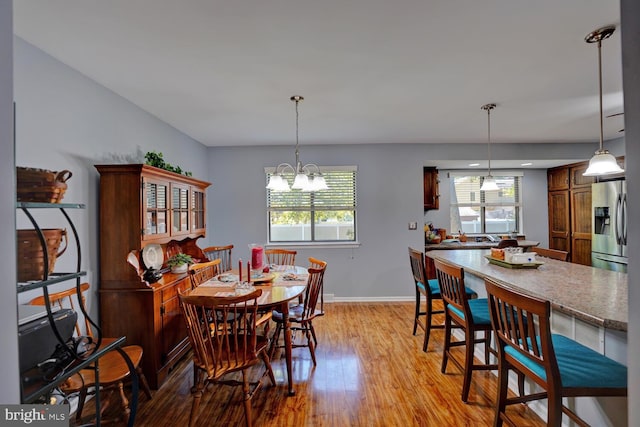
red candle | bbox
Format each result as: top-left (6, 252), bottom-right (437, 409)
top-left (238, 259), bottom-right (242, 282)
top-left (251, 246), bottom-right (264, 269)
top-left (247, 262), bottom-right (251, 282)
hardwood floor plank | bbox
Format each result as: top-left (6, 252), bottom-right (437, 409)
top-left (73, 302), bottom-right (545, 426)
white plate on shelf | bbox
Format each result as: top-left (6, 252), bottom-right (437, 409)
top-left (141, 244), bottom-right (163, 270)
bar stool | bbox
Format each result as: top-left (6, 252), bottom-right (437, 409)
top-left (434, 259), bottom-right (496, 402)
top-left (485, 277), bottom-right (627, 427)
top-left (409, 248), bottom-right (477, 352)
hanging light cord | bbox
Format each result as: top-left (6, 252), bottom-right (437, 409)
top-left (293, 95), bottom-right (302, 172)
top-left (597, 37), bottom-right (604, 151)
top-left (481, 103), bottom-right (496, 176)
top-left (487, 107), bottom-right (492, 175)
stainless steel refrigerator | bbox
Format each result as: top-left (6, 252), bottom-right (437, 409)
top-left (591, 180), bottom-right (627, 272)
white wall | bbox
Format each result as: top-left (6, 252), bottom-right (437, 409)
top-left (13, 38), bottom-right (209, 323)
top-left (205, 142), bottom-right (597, 300)
top-left (0, 0), bottom-right (19, 404)
top-left (621, 0), bottom-right (639, 421)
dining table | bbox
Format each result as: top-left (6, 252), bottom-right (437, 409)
top-left (188, 265), bottom-right (308, 396)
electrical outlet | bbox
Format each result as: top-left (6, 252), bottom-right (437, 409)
top-left (408, 221), bottom-right (418, 230)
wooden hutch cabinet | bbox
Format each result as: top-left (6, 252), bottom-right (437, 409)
top-left (95, 164), bottom-right (211, 389)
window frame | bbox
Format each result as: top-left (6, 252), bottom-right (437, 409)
top-left (448, 171), bottom-right (523, 235)
top-left (265, 165), bottom-right (359, 247)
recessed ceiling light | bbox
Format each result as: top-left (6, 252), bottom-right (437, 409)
top-left (468, 163), bottom-right (480, 167)
top-left (521, 162), bottom-right (533, 166)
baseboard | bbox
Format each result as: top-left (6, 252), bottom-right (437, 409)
top-left (328, 296), bottom-right (413, 303)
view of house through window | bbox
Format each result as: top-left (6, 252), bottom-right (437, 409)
top-left (266, 166), bottom-right (357, 243)
top-left (449, 173), bottom-right (522, 235)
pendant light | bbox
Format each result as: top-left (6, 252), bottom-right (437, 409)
top-left (266, 95), bottom-right (329, 192)
top-left (480, 103), bottom-right (500, 191)
top-left (583, 26), bottom-right (624, 176)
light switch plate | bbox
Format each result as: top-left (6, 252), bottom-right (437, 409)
top-left (408, 221), bottom-right (417, 230)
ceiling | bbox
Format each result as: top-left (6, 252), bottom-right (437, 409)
top-left (13, 1), bottom-right (623, 157)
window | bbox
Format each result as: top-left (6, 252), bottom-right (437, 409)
top-left (266, 166), bottom-right (357, 243)
top-left (449, 172), bottom-right (522, 235)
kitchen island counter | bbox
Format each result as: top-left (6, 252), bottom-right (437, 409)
top-left (426, 249), bottom-right (628, 331)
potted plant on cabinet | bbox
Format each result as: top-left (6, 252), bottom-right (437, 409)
top-left (167, 253), bottom-right (193, 274)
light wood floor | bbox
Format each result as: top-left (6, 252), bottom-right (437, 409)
top-left (75, 302), bottom-right (545, 426)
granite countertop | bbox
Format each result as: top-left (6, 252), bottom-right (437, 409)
top-left (425, 240), bottom-right (539, 250)
top-left (426, 249), bottom-right (628, 331)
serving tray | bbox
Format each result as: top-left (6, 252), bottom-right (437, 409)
top-left (484, 255), bottom-right (544, 269)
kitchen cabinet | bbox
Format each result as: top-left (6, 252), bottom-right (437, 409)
top-left (548, 191), bottom-right (570, 253)
top-left (547, 167), bottom-right (569, 191)
top-left (95, 164), bottom-right (211, 389)
top-left (423, 167), bottom-right (439, 211)
top-left (547, 161), bottom-right (594, 265)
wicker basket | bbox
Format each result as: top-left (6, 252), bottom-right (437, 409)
top-left (17, 167), bottom-right (72, 203)
top-left (17, 228), bottom-right (68, 282)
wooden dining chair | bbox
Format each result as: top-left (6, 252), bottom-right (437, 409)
top-left (529, 246), bottom-right (569, 261)
top-left (408, 248), bottom-right (478, 352)
top-left (485, 277), bottom-right (627, 426)
top-left (188, 258), bottom-right (222, 289)
top-left (179, 288), bottom-right (274, 427)
top-left (29, 283), bottom-right (152, 424)
top-left (497, 239), bottom-right (519, 249)
top-left (434, 259), bottom-right (497, 402)
top-left (269, 260), bottom-right (327, 366)
top-left (202, 244), bottom-right (233, 272)
top-left (265, 248), bottom-right (297, 266)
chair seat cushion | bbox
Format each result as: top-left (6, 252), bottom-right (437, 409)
top-left (447, 298), bottom-right (491, 325)
top-left (504, 334), bottom-right (627, 389)
top-left (419, 279), bottom-right (477, 299)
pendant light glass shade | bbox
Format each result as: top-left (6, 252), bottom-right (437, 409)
top-left (480, 103), bottom-right (499, 192)
top-left (480, 176), bottom-right (500, 191)
top-left (583, 149), bottom-right (624, 176)
top-left (582, 26), bottom-right (624, 177)
top-left (265, 95), bottom-right (329, 192)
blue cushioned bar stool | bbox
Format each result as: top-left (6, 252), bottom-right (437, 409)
top-left (408, 248), bottom-right (477, 352)
top-left (485, 277), bottom-right (627, 427)
top-left (434, 258), bottom-right (495, 402)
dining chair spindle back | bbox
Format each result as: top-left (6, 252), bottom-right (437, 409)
top-left (202, 245), bottom-right (233, 272)
top-left (265, 248), bottom-right (297, 266)
top-left (179, 288), bottom-right (274, 427)
top-left (270, 259), bottom-right (327, 366)
top-left (188, 258), bottom-right (222, 289)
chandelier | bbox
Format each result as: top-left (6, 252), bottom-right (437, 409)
top-left (480, 103), bottom-right (500, 191)
top-left (583, 25), bottom-right (624, 176)
top-left (266, 95), bottom-right (328, 192)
